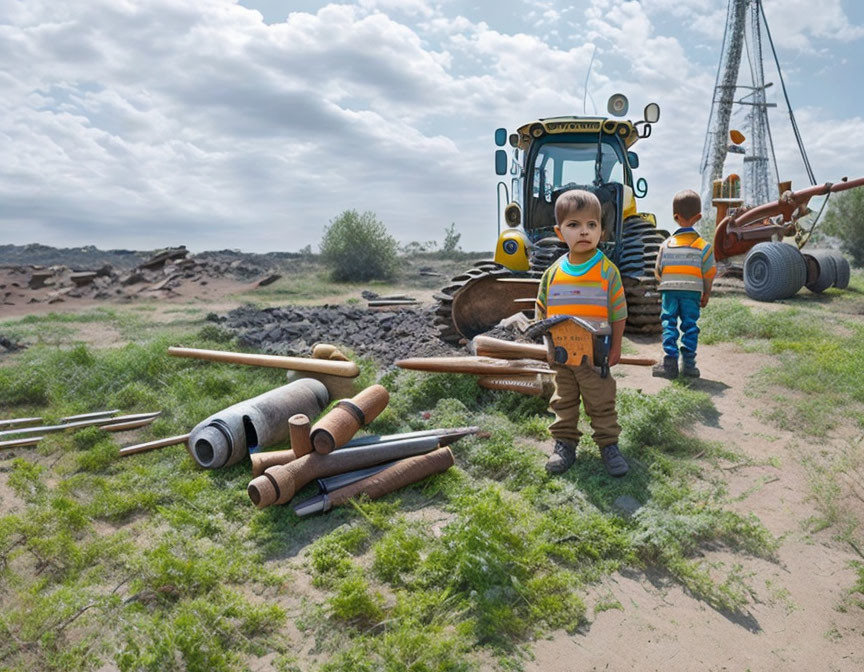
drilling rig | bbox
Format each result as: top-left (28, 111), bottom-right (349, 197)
top-left (701, 0), bottom-right (856, 298)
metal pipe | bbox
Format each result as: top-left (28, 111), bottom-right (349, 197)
top-left (0, 417), bottom-right (43, 430)
top-left (249, 426), bottom-right (478, 477)
top-left (342, 426), bottom-right (480, 449)
top-left (316, 461), bottom-right (396, 493)
top-left (60, 410), bottom-right (120, 423)
top-left (0, 412), bottom-right (162, 440)
top-left (0, 436), bottom-right (44, 450)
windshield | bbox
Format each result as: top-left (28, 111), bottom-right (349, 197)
top-left (531, 141), bottom-right (625, 202)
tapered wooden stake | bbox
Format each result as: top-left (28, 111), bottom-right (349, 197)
top-left (103, 416), bottom-right (158, 432)
top-left (119, 434), bottom-right (191, 456)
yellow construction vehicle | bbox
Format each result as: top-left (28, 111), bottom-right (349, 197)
top-left (434, 94), bottom-right (667, 343)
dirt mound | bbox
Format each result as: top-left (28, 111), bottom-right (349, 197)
top-left (219, 304), bottom-right (462, 365)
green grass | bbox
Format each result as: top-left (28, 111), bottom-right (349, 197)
top-left (700, 295), bottom-right (864, 435)
top-left (0, 317), bottom-right (779, 670)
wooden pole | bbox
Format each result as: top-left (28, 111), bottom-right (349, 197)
top-left (168, 346), bottom-right (360, 378)
top-left (119, 433), bottom-right (191, 457)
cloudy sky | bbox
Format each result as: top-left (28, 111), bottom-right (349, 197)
top-left (2, 0), bottom-right (863, 253)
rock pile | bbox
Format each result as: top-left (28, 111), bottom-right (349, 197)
top-left (0, 247), bottom-right (280, 306)
top-left (218, 305), bottom-right (460, 365)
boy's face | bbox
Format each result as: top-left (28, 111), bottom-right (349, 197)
top-left (555, 205), bottom-right (602, 253)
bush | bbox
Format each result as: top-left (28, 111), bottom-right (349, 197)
top-left (823, 189), bottom-right (864, 267)
top-left (319, 210), bottom-right (399, 281)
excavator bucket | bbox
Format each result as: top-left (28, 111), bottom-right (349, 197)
top-left (434, 267), bottom-right (539, 343)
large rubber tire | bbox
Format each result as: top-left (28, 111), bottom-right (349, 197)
top-left (619, 217), bottom-right (666, 334)
top-left (803, 251), bottom-right (836, 294)
top-left (743, 242), bottom-right (807, 301)
top-left (827, 251), bottom-right (850, 289)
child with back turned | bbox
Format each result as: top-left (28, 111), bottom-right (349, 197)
top-left (652, 189), bottom-right (717, 379)
top-left (535, 189), bottom-right (629, 477)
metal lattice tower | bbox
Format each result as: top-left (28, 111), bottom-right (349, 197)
top-left (700, 0), bottom-right (778, 207)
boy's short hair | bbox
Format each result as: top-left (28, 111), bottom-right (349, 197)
top-left (672, 189), bottom-right (702, 219)
top-left (555, 189), bottom-right (602, 225)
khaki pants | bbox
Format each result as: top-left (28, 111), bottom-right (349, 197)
top-left (549, 364), bottom-right (619, 449)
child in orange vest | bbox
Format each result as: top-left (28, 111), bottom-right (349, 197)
top-left (652, 189), bottom-right (717, 379)
top-left (535, 189), bottom-right (629, 477)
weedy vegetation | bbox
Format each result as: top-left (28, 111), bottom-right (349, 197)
top-left (0, 301), bottom-right (782, 671)
top-left (700, 272), bottom-right (864, 434)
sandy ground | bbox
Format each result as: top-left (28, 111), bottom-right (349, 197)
top-left (2, 288), bottom-right (863, 671)
top-left (522, 340), bottom-right (864, 672)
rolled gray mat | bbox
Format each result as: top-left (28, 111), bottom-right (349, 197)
top-left (188, 378), bottom-right (329, 469)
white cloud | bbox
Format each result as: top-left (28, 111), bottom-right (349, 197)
top-left (0, 0), bottom-right (862, 253)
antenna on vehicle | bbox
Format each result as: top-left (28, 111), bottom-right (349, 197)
top-left (582, 45), bottom-right (597, 115)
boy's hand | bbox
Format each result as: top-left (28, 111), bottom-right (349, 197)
top-left (700, 293), bottom-right (710, 308)
top-left (608, 344), bottom-right (621, 366)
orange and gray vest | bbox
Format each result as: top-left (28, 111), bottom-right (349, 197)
top-left (546, 254), bottom-right (612, 323)
top-left (658, 234), bottom-right (708, 294)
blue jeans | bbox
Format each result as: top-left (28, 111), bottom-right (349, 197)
top-left (661, 290), bottom-right (701, 363)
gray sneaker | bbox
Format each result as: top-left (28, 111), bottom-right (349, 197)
top-left (681, 360), bottom-right (700, 378)
top-left (652, 355), bottom-right (679, 379)
top-left (546, 440), bottom-right (576, 474)
top-left (600, 444), bottom-right (629, 477)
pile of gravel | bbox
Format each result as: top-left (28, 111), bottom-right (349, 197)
top-left (218, 305), bottom-right (461, 365)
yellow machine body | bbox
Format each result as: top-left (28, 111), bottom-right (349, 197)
top-left (493, 228), bottom-right (531, 271)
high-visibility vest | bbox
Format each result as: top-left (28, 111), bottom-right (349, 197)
top-left (658, 234), bottom-right (707, 293)
top-left (545, 254), bottom-right (612, 323)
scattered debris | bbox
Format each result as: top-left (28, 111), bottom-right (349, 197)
top-left (0, 244), bottom-right (286, 305)
top-left (253, 273), bottom-right (282, 288)
top-left (0, 335), bottom-right (25, 352)
top-left (248, 433), bottom-right (459, 510)
top-left (613, 494), bottom-right (643, 518)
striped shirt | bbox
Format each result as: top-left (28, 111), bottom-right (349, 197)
top-left (654, 228), bottom-right (717, 289)
top-left (536, 250), bottom-right (628, 323)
